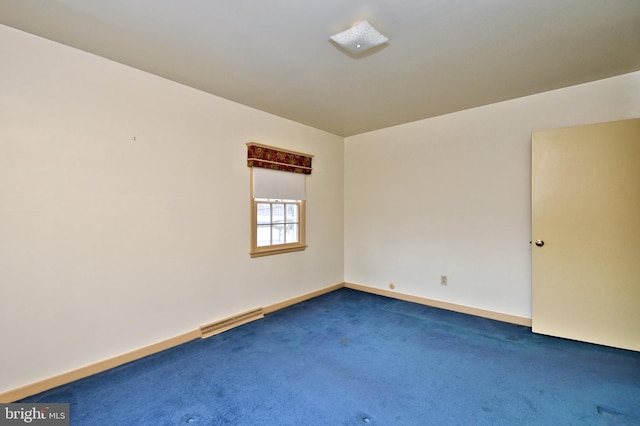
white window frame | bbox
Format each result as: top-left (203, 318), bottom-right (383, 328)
top-left (250, 197), bottom-right (306, 258)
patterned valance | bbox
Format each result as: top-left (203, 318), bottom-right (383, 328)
top-left (247, 143), bottom-right (313, 175)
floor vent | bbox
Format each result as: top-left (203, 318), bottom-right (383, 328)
top-left (200, 308), bottom-right (264, 339)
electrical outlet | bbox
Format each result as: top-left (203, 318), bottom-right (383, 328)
top-left (441, 275), bottom-right (448, 285)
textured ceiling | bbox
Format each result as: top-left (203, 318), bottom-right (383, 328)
top-left (1, 0), bottom-right (639, 136)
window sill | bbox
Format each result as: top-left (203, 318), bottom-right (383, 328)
top-left (250, 244), bottom-right (307, 258)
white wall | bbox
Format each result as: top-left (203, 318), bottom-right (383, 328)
top-left (344, 72), bottom-right (640, 319)
top-left (0, 25), bottom-right (344, 393)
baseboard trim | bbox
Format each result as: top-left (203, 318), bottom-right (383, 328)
top-left (263, 283), bottom-right (345, 314)
top-left (344, 282), bottom-right (532, 327)
top-left (2, 281), bottom-right (530, 402)
top-left (0, 329), bottom-right (201, 403)
top-left (0, 282), bottom-right (345, 402)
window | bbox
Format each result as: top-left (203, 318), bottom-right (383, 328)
top-left (247, 143), bottom-right (312, 257)
top-left (251, 198), bottom-right (306, 257)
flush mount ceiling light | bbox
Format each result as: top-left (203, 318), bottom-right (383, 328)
top-left (330, 20), bottom-right (389, 54)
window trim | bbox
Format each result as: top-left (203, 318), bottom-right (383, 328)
top-left (247, 143), bottom-right (312, 258)
top-left (250, 198), bottom-right (306, 258)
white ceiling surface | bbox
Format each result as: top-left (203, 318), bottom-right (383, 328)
top-left (1, 1), bottom-right (639, 137)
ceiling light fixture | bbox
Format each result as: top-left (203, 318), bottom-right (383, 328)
top-left (330, 20), bottom-right (389, 54)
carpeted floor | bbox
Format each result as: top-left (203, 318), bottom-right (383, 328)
top-left (22, 288), bottom-right (640, 425)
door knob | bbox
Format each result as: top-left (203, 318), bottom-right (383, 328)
top-left (535, 240), bottom-right (544, 247)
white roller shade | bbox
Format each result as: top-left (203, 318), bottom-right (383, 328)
top-left (252, 167), bottom-right (306, 200)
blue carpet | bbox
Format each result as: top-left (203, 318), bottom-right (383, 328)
top-left (22, 288), bottom-right (640, 425)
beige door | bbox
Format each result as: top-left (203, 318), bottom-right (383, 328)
top-left (531, 118), bottom-right (640, 351)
